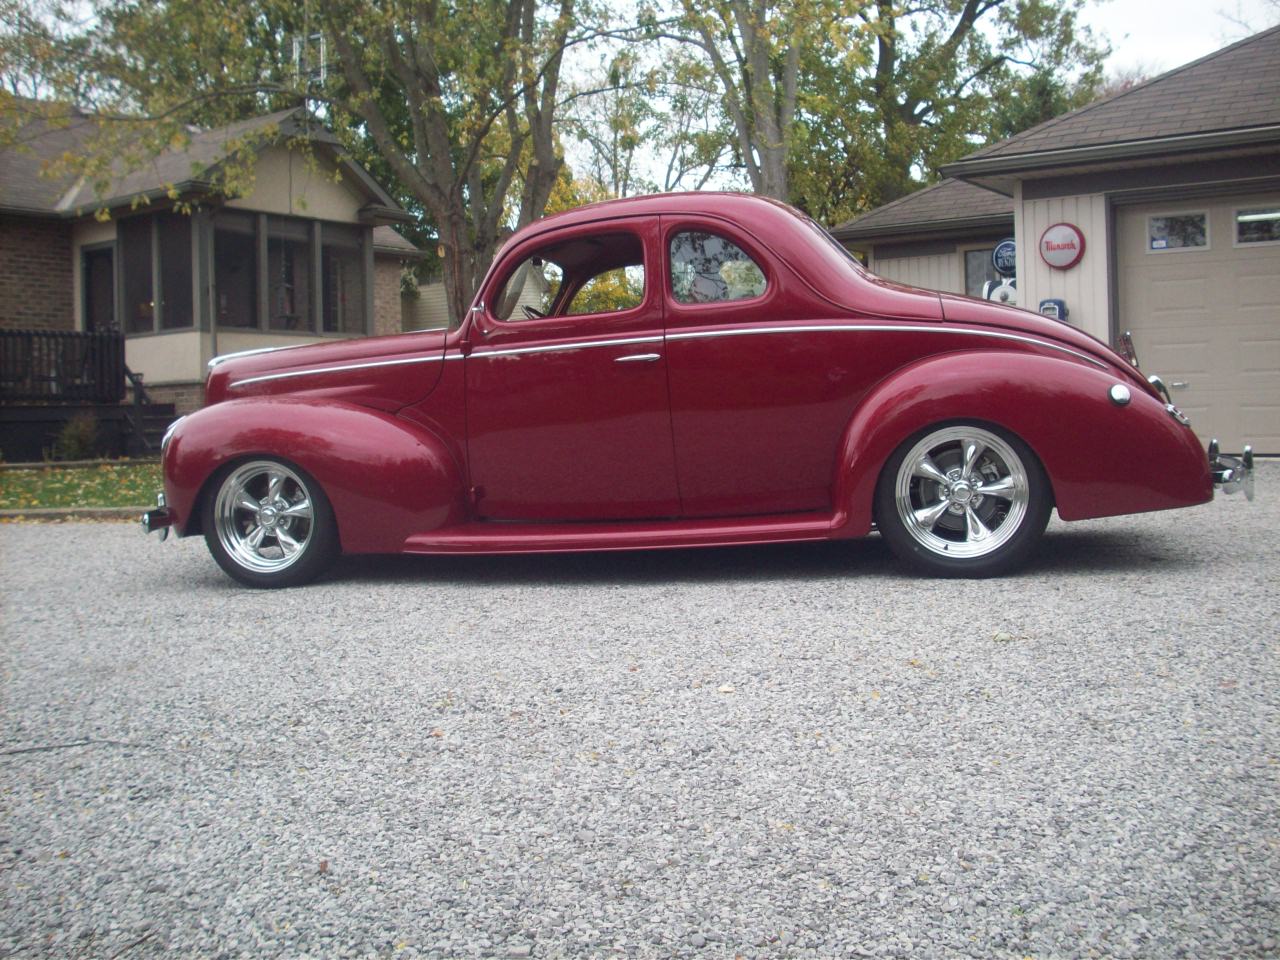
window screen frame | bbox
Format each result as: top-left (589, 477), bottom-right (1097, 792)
top-left (1232, 205), bottom-right (1280, 248)
top-left (1145, 211), bottom-right (1210, 254)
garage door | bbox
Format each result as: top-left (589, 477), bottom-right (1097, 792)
top-left (1117, 193), bottom-right (1280, 453)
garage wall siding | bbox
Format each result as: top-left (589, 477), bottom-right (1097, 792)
top-left (868, 252), bottom-right (961, 293)
top-left (1015, 187), bottom-right (1111, 343)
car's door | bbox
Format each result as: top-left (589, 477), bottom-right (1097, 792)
top-left (465, 216), bottom-right (680, 521)
top-left (661, 215), bottom-right (854, 518)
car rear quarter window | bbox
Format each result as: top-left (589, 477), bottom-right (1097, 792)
top-left (670, 231), bottom-right (767, 304)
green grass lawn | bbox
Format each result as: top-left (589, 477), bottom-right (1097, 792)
top-left (0, 462), bottom-right (163, 509)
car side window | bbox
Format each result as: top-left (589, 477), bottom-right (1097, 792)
top-left (670, 231), bottom-right (767, 304)
top-left (567, 265), bottom-right (645, 315)
top-left (492, 231), bottom-right (645, 322)
top-left (492, 258), bottom-right (563, 322)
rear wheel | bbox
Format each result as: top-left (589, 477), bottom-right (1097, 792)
top-left (875, 423), bottom-right (1051, 577)
top-left (202, 458), bottom-right (338, 588)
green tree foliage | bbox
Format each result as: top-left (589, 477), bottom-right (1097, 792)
top-left (650, 0), bottom-right (862, 201)
top-left (650, 0), bottom-right (1105, 223)
top-left (1, 0), bottom-right (602, 325)
top-left (792, 0), bottom-right (1107, 224)
top-left (1, 0), bottom-right (1107, 319)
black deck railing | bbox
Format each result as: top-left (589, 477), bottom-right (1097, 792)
top-left (0, 329), bottom-right (126, 404)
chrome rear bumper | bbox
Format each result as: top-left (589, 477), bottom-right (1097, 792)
top-left (1208, 440), bottom-right (1254, 501)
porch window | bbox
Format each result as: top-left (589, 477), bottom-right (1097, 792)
top-left (214, 213), bottom-right (257, 328)
top-left (267, 217), bottom-right (313, 331)
top-left (120, 216), bottom-right (154, 334)
top-left (209, 212), bottom-right (370, 334)
top-left (121, 213), bottom-right (196, 332)
top-left (322, 224), bottom-right (366, 334)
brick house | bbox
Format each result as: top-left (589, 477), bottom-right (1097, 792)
top-left (1, 103), bottom-right (423, 437)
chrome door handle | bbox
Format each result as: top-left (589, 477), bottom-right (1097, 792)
top-left (614, 353), bottom-right (661, 363)
top-left (1170, 380), bottom-right (1189, 390)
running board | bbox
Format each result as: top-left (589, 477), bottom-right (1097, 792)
top-left (401, 512), bottom-right (837, 555)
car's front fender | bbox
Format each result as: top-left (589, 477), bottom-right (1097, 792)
top-left (163, 398), bottom-right (466, 553)
top-left (830, 350), bottom-right (1212, 536)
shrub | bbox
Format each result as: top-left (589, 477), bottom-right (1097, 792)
top-left (50, 413), bottom-right (100, 461)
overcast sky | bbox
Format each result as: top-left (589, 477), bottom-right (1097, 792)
top-left (1080, 0), bottom-right (1279, 75)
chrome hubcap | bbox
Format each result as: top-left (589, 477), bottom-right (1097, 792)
top-left (213, 461), bottom-right (315, 573)
top-left (894, 427), bottom-right (1029, 559)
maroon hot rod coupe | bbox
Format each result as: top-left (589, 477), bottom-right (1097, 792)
top-left (142, 193), bottom-right (1253, 587)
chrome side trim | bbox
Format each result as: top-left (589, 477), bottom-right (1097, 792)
top-left (208, 343), bottom-right (313, 371)
top-left (230, 354), bottom-right (445, 388)
top-left (468, 334), bottom-right (663, 360)
top-left (210, 329), bottom-right (450, 371)
top-left (664, 324), bottom-right (1108, 368)
top-left (230, 323), bottom-right (1107, 386)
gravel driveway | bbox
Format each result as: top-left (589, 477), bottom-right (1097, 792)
top-left (3, 465), bottom-right (1277, 959)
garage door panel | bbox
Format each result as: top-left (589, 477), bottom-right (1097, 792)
top-left (1240, 405), bottom-right (1280, 451)
top-left (1149, 275), bottom-right (1209, 313)
top-left (1147, 340), bottom-right (1210, 377)
top-left (1239, 337), bottom-right (1280, 374)
top-left (1118, 195), bottom-right (1280, 453)
top-left (1236, 266), bottom-right (1280, 296)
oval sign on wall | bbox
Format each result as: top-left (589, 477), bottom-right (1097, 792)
top-left (1039, 222), bottom-right (1085, 270)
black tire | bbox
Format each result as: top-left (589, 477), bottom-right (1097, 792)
top-left (874, 422), bottom-right (1051, 578)
top-left (201, 457), bottom-right (339, 588)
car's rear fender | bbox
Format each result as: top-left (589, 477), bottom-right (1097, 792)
top-left (163, 398), bottom-right (466, 553)
top-left (830, 349), bottom-right (1212, 536)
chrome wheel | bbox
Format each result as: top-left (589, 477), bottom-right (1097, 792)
top-left (893, 426), bottom-right (1030, 560)
top-left (212, 460), bottom-right (317, 574)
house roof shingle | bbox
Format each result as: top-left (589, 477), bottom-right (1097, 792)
top-left (830, 178), bottom-right (1013, 241)
top-left (1, 102), bottom-right (411, 242)
top-left (0, 101), bottom-right (100, 213)
top-left (949, 24), bottom-right (1280, 169)
top-left (372, 225), bottom-right (424, 258)
top-left (62, 107), bottom-right (309, 212)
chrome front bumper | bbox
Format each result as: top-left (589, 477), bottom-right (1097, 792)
top-left (141, 491), bottom-right (173, 541)
top-left (1208, 440), bottom-right (1254, 501)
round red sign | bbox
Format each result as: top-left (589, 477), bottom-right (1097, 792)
top-left (1038, 222), bottom-right (1085, 270)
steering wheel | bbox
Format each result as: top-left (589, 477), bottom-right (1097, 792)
top-left (522, 305), bottom-right (546, 320)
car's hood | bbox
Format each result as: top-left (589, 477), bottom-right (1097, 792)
top-left (205, 329), bottom-right (449, 408)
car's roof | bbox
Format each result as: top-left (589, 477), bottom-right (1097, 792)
top-left (528, 191), bottom-right (805, 233)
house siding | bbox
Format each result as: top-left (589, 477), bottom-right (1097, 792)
top-left (869, 251), bottom-right (961, 293)
top-left (405, 281), bottom-right (452, 330)
top-left (0, 217), bottom-right (74, 330)
top-left (1014, 186), bottom-right (1111, 343)
top-left (226, 147), bottom-right (364, 222)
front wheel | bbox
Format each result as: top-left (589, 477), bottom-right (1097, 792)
top-left (874, 424), bottom-right (1051, 578)
top-left (202, 458), bottom-right (338, 588)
